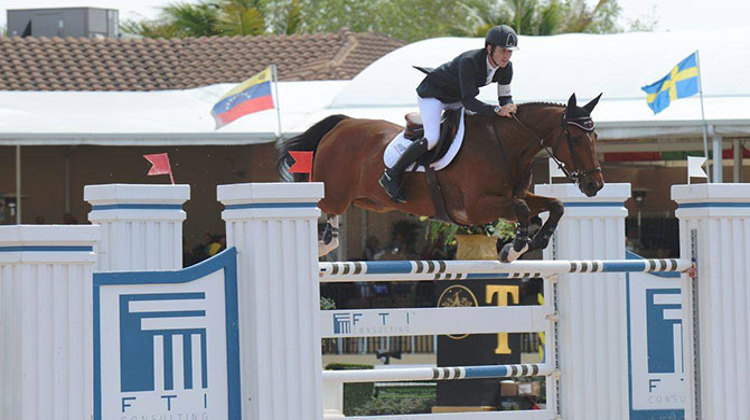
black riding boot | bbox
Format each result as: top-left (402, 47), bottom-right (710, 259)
top-left (379, 138), bottom-right (429, 203)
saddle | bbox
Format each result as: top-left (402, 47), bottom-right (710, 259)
top-left (403, 109), bottom-right (461, 166)
top-left (402, 108), bottom-right (462, 226)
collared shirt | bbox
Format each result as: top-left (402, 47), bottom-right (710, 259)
top-left (486, 56), bottom-right (498, 85)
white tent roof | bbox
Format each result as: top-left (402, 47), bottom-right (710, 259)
top-left (0, 80), bottom-right (346, 145)
top-left (1, 27), bottom-right (749, 147)
top-left (324, 27), bottom-right (750, 143)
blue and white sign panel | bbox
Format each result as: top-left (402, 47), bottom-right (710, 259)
top-left (627, 251), bottom-right (685, 419)
top-left (94, 248), bottom-right (240, 420)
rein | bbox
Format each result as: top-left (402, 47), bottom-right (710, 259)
top-left (509, 112), bottom-right (601, 184)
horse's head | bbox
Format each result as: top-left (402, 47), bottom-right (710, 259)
top-left (552, 93), bottom-right (605, 197)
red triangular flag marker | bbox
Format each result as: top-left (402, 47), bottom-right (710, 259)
top-left (143, 153), bottom-right (175, 184)
top-left (288, 151), bottom-right (313, 181)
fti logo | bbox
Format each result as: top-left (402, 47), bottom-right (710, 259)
top-left (94, 249), bottom-right (240, 420)
top-left (329, 311), bottom-right (412, 336)
top-left (646, 289), bottom-right (683, 375)
top-left (333, 312), bottom-right (361, 334)
top-left (119, 293), bottom-right (208, 394)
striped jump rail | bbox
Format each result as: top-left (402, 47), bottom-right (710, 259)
top-left (319, 258), bottom-right (692, 282)
top-left (322, 363), bottom-right (553, 383)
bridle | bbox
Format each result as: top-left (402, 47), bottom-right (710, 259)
top-left (509, 111), bottom-right (602, 184)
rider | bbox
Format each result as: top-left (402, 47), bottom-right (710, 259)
top-left (379, 25), bottom-right (519, 203)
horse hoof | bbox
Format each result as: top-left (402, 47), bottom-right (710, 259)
top-left (530, 229), bottom-right (552, 251)
top-left (321, 223), bottom-right (338, 245)
top-left (498, 244), bottom-right (512, 262)
top-left (318, 237), bottom-right (339, 257)
top-left (322, 229), bottom-right (333, 245)
top-left (500, 242), bottom-right (528, 263)
top-left (318, 241), bottom-right (329, 256)
top-left (530, 235), bottom-right (548, 251)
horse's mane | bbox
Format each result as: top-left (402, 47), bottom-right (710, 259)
top-left (463, 102), bottom-right (565, 121)
top-left (517, 102), bottom-right (565, 109)
top-left (517, 101), bottom-right (590, 119)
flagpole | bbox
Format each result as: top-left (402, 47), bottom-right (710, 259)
top-left (15, 145), bottom-right (21, 224)
top-left (695, 49), bottom-right (711, 182)
top-left (271, 64), bottom-right (283, 142)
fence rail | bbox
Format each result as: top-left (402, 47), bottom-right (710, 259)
top-left (322, 333), bottom-right (542, 355)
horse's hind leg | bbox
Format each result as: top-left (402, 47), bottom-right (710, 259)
top-left (317, 182), bottom-right (353, 257)
top-left (524, 193), bottom-right (564, 252)
top-left (318, 214), bottom-right (339, 257)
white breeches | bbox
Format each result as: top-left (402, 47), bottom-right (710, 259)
top-left (417, 97), bottom-right (462, 150)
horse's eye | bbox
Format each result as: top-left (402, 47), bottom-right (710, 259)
top-left (570, 136), bottom-right (582, 145)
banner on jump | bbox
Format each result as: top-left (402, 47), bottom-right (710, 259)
top-left (627, 251), bottom-right (685, 419)
top-left (93, 248), bottom-right (240, 420)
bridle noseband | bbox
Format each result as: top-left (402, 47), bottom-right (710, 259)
top-left (510, 111), bottom-right (601, 184)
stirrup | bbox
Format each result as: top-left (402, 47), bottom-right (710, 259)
top-left (379, 171), bottom-right (406, 203)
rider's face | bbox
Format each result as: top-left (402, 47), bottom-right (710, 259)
top-left (488, 46), bottom-right (513, 68)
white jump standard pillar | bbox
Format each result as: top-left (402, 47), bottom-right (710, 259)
top-left (537, 183), bottom-right (631, 420)
top-left (218, 182), bottom-right (325, 420)
top-left (673, 183), bottom-right (750, 420)
top-left (85, 183), bottom-right (190, 271)
top-left (0, 225), bottom-right (100, 420)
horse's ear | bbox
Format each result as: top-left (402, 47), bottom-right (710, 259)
top-left (583, 93), bottom-right (603, 114)
top-left (567, 93), bottom-right (577, 110)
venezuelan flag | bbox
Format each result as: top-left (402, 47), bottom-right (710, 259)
top-left (212, 66), bottom-right (275, 128)
top-left (641, 52), bottom-right (700, 114)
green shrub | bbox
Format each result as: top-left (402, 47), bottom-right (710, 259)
top-left (324, 363), bottom-right (375, 415)
top-left (350, 392), bottom-right (435, 416)
top-left (320, 296), bottom-right (336, 310)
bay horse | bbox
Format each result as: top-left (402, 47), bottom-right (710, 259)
top-left (277, 93), bottom-right (604, 262)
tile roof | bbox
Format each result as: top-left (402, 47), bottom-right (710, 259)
top-left (0, 29), bottom-right (405, 91)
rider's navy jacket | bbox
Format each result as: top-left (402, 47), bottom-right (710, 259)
top-left (416, 48), bottom-right (513, 117)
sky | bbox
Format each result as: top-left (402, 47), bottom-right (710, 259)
top-left (1, 0), bottom-right (750, 33)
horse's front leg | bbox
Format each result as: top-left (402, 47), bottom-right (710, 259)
top-left (524, 192), bottom-right (564, 252)
top-left (471, 195), bottom-right (531, 262)
top-left (499, 198), bottom-right (533, 263)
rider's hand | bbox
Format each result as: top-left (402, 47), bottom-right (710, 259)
top-left (495, 103), bottom-right (517, 117)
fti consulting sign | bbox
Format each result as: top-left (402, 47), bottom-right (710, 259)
top-left (627, 251), bottom-right (685, 419)
top-left (94, 248), bottom-right (240, 420)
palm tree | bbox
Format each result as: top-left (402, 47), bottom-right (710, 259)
top-left (121, 1), bottom-right (222, 38)
top-left (455, 0), bottom-right (620, 37)
top-left (456, 0), bottom-right (512, 37)
top-left (536, 0), bottom-right (564, 35)
top-left (121, 0), bottom-right (275, 38)
top-left (165, 2), bottom-right (224, 36)
top-left (277, 0), bottom-right (303, 35)
top-left (217, 0), bottom-right (266, 36)
top-left (120, 19), bottom-right (182, 38)
top-left (562, 0), bottom-right (621, 33)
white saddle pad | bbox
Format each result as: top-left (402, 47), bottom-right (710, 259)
top-left (383, 108), bottom-right (465, 172)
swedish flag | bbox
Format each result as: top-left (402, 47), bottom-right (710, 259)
top-left (641, 52), bottom-right (700, 114)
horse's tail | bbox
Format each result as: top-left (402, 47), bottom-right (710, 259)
top-left (277, 114), bottom-right (350, 181)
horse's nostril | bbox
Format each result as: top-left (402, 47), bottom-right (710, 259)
top-left (583, 180), bottom-right (602, 196)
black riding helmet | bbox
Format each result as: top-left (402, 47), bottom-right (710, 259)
top-left (485, 25), bottom-right (519, 50)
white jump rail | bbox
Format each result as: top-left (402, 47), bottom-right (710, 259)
top-left (319, 258), bottom-right (691, 282)
top-left (323, 363), bottom-right (554, 383)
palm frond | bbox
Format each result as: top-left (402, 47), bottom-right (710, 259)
top-left (537, 0), bottom-right (563, 35)
top-left (162, 2), bottom-right (223, 37)
top-left (219, 3), bottom-right (266, 35)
